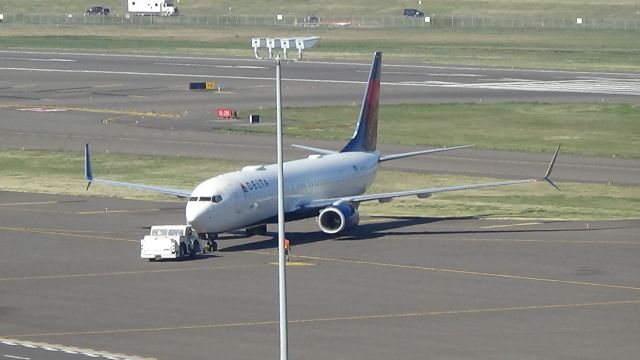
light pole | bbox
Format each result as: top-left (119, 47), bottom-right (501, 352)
top-left (275, 56), bottom-right (289, 360)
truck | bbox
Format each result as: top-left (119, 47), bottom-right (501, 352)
top-left (141, 225), bottom-right (215, 261)
top-left (127, 0), bottom-right (178, 16)
top-left (86, 6), bottom-right (110, 15)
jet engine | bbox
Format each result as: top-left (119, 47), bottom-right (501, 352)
top-left (317, 203), bottom-right (360, 234)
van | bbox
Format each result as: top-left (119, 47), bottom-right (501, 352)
top-left (403, 8), bottom-right (424, 17)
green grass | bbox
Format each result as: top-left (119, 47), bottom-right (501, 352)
top-left (226, 103), bottom-right (640, 159)
top-left (2, 0), bottom-right (639, 17)
top-left (0, 149), bottom-right (639, 220)
top-left (0, 26), bottom-right (637, 71)
top-left (0, 149), bottom-right (249, 200)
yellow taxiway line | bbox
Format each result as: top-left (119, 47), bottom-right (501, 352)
top-left (0, 226), bottom-right (137, 243)
top-left (481, 222), bottom-right (543, 229)
top-left (10, 299), bottom-right (640, 338)
top-left (248, 250), bottom-right (640, 292)
top-left (0, 264), bottom-right (270, 282)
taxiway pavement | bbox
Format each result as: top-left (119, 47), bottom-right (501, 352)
top-left (0, 50), bottom-right (639, 185)
top-left (1, 191), bottom-right (639, 359)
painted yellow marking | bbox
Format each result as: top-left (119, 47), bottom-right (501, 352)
top-left (1, 103), bottom-right (179, 118)
top-left (456, 237), bottom-right (640, 245)
top-left (0, 226), bottom-right (137, 243)
top-left (76, 208), bottom-right (161, 215)
top-left (11, 299), bottom-right (640, 338)
top-left (481, 222), bottom-right (542, 229)
top-left (92, 83), bottom-right (122, 88)
top-left (247, 250), bottom-right (640, 291)
top-left (11, 84), bottom-right (36, 89)
top-left (268, 261), bottom-right (315, 267)
top-left (0, 264), bottom-right (269, 282)
top-left (358, 218), bottom-right (390, 224)
top-left (0, 201), bottom-right (60, 206)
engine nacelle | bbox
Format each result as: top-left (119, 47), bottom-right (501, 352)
top-left (317, 203), bottom-right (360, 234)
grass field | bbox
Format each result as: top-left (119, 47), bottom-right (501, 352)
top-left (2, 0), bottom-right (640, 17)
top-left (0, 26), bottom-right (638, 71)
top-left (225, 103), bottom-right (640, 159)
top-left (1, 149), bottom-right (638, 220)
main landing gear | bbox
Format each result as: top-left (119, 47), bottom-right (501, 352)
top-left (245, 224), bottom-right (267, 237)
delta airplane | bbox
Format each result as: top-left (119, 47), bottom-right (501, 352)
top-left (85, 52), bottom-right (559, 249)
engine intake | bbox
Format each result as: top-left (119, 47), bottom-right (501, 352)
top-left (318, 203), bottom-right (360, 234)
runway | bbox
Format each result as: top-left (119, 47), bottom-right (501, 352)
top-left (0, 50), bottom-right (639, 185)
top-left (1, 191), bottom-right (639, 359)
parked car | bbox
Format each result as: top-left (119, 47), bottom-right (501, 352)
top-left (86, 6), bottom-right (110, 15)
top-left (403, 8), bottom-right (424, 17)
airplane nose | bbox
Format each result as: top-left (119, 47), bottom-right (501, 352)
top-left (185, 202), bottom-right (209, 231)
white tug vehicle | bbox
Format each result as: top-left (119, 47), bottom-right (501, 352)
top-left (140, 225), bottom-right (214, 261)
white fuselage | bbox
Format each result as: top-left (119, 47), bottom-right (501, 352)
top-left (185, 151), bottom-right (379, 234)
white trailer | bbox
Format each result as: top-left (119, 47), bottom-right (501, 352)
top-left (141, 225), bottom-right (214, 261)
top-left (127, 0), bottom-right (178, 16)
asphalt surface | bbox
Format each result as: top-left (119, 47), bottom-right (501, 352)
top-left (1, 50), bottom-right (639, 359)
top-left (1, 191), bottom-right (639, 360)
top-left (0, 50), bottom-right (639, 185)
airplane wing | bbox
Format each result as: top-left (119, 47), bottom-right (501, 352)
top-left (84, 144), bottom-right (192, 198)
top-left (304, 145), bottom-right (560, 209)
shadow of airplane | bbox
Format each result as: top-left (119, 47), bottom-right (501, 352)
top-left (218, 214), bottom-right (639, 253)
top-left (219, 215), bottom-right (475, 252)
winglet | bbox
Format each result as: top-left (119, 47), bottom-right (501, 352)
top-left (541, 144), bottom-right (561, 190)
top-left (84, 143), bottom-right (93, 191)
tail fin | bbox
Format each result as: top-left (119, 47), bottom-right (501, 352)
top-left (84, 143), bottom-right (94, 191)
top-left (341, 51), bottom-right (382, 153)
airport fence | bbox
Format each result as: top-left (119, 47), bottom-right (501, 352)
top-left (1, 13), bottom-right (639, 31)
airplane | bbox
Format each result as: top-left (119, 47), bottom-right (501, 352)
top-left (85, 51), bottom-right (560, 250)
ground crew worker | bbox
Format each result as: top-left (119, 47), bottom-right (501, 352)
top-left (284, 238), bottom-right (291, 262)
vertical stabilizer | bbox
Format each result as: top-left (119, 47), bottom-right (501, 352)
top-left (341, 51), bottom-right (382, 152)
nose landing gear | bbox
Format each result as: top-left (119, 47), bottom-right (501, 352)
top-left (198, 233), bottom-right (218, 252)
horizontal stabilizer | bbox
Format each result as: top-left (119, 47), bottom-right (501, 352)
top-left (291, 144), bottom-right (337, 155)
top-left (379, 144), bottom-right (474, 162)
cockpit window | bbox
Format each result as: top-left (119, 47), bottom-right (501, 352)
top-left (213, 195), bottom-right (223, 203)
top-left (189, 197), bottom-right (198, 201)
top-left (199, 196), bottom-right (212, 202)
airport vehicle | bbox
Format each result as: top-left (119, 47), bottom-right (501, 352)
top-left (403, 8), bottom-right (425, 17)
top-left (141, 225), bottom-right (212, 260)
top-left (84, 51), bottom-right (559, 247)
top-left (127, 0), bottom-right (178, 16)
top-left (86, 6), bottom-right (110, 15)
